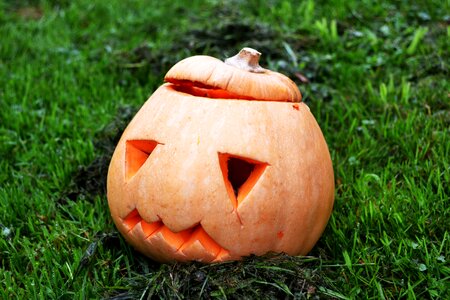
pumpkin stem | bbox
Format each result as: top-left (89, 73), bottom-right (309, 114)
top-left (224, 48), bottom-right (266, 73)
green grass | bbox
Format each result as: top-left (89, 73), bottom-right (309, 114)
top-left (0, 0), bottom-right (448, 298)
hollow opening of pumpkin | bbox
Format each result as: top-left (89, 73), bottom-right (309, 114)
top-left (166, 79), bottom-right (255, 100)
top-left (218, 153), bottom-right (268, 209)
top-left (227, 157), bottom-right (255, 197)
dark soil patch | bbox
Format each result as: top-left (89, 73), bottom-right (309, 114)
top-left (61, 105), bottom-right (137, 203)
top-left (106, 254), bottom-right (326, 299)
top-left (114, 10), bottom-right (318, 87)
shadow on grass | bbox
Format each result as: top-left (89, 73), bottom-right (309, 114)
top-left (59, 105), bottom-right (138, 204)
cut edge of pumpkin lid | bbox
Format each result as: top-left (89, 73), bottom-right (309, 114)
top-left (164, 48), bottom-right (302, 102)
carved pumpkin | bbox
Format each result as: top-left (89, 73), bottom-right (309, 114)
top-left (107, 48), bottom-right (334, 263)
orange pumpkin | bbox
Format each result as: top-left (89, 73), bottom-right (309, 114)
top-left (107, 48), bottom-right (334, 263)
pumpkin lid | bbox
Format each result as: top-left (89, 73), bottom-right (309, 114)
top-left (164, 48), bottom-right (302, 102)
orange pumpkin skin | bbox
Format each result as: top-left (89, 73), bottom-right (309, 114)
top-left (107, 49), bottom-right (334, 263)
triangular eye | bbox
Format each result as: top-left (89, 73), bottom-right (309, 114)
top-left (125, 140), bottom-right (159, 180)
top-left (218, 153), bottom-right (268, 209)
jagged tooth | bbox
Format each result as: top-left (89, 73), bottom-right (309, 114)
top-left (179, 226), bottom-right (224, 262)
top-left (158, 226), bottom-right (192, 250)
top-left (195, 228), bottom-right (222, 256)
top-left (141, 220), bottom-right (163, 238)
top-left (180, 240), bottom-right (216, 263)
top-left (125, 221), bottom-right (155, 256)
top-left (122, 209), bottom-right (142, 232)
top-left (213, 248), bottom-right (231, 262)
top-left (144, 230), bottom-right (190, 262)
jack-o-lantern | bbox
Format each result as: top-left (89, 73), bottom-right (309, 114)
top-left (107, 48), bottom-right (334, 263)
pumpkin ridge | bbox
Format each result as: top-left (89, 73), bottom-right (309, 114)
top-left (222, 70), bottom-right (234, 94)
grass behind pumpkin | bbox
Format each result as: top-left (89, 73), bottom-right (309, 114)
top-left (0, 0), bottom-right (448, 298)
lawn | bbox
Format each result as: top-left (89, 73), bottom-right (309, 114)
top-left (0, 0), bottom-right (449, 298)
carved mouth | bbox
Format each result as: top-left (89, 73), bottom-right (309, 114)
top-left (122, 209), bottom-right (230, 262)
